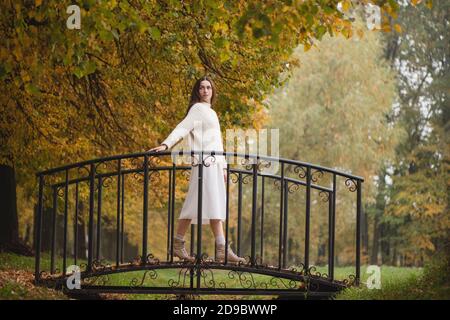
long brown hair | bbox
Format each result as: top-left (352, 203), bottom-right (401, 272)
top-left (185, 76), bottom-right (217, 116)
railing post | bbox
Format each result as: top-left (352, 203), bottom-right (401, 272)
top-left (167, 166), bottom-right (173, 262)
top-left (96, 176), bottom-right (102, 261)
top-left (116, 160), bottom-right (122, 267)
top-left (63, 169), bottom-right (69, 276)
top-left (278, 162), bottom-right (284, 270)
top-left (50, 186), bottom-right (57, 274)
top-left (190, 224), bottom-right (195, 289)
top-left (170, 164), bottom-right (176, 263)
top-left (190, 224), bottom-right (195, 256)
top-left (329, 174), bottom-right (336, 280)
top-left (74, 183), bottom-right (79, 265)
top-left (196, 152), bottom-right (204, 289)
top-left (282, 180), bottom-right (288, 268)
top-left (250, 162), bottom-right (258, 266)
top-left (224, 164), bottom-right (230, 265)
top-left (356, 180), bottom-right (362, 286)
top-left (237, 172), bottom-right (242, 256)
top-left (304, 166), bottom-right (311, 272)
top-left (34, 174), bottom-right (44, 283)
top-left (142, 156), bottom-right (149, 264)
top-left (260, 176), bottom-right (265, 264)
top-left (87, 163), bottom-right (95, 272)
top-left (121, 173), bottom-right (125, 264)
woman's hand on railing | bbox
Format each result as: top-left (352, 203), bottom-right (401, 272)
top-left (223, 169), bottom-right (227, 183)
top-left (147, 144), bottom-right (168, 153)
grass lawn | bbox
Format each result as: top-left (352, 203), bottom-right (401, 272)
top-left (334, 256), bottom-right (449, 300)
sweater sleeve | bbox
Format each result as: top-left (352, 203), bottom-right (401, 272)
top-left (161, 105), bottom-right (203, 149)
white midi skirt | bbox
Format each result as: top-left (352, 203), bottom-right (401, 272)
top-left (179, 161), bottom-right (226, 225)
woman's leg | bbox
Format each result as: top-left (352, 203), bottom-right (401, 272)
top-left (173, 219), bottom-right (194, 261)
top-left (175, 219), bottom-right (192, 238)
top-left (209, 219), bottom-right (224, 239)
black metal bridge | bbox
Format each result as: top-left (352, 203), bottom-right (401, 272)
top-left (34, 151), bottom-right (364, 299)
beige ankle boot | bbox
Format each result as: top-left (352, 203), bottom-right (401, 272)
top-left (173, 238), bottom-right (195, 262)
top-left (215, 243), bottom-right (246, 264)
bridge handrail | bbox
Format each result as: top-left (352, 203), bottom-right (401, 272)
top-left (36, 150), bottom-right (364, 182)
top-left (47, 166), bottom-right (334, 194)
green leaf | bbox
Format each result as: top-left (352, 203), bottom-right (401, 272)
top-left (73, 67), bottom-right (84, 79)
top-left (137, 21), bottom-right (149, 34)
top-left (219, 51), bottom-right (230, 62)
top-left (0, 64), bottom-right (9, 80)
top-left (99, 29), bottom-right (114, 41)
top-left (316, 26), bottom-right (327, 40)
top-left (73, 60), bottom-right (97, 78)
top-left (150, 27), bottom-right (161, 40)
top-left (84, 60), bottom-right (97, 75)
top-left (25, 83), bottom-right (40, 95)
top-left (306, 14), bottom-right (314, 27)
top-left (388, 0), bottom-right (400, 11)
top-left (323, 6), bottom-right (335, 14)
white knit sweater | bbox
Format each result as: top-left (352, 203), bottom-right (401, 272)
top-left (161, 102), bottom-right (227, 167)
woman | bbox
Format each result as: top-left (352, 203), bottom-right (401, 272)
top-left (148, 76), bottom-right (245, 264)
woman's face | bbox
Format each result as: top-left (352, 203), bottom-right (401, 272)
top-left (198, 80), bottom-right (213, 103)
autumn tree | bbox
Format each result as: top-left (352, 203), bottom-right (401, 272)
top-left (262, 17), bottom-right (401, 267)
top-left (382, 0), bottom-right (449, 265)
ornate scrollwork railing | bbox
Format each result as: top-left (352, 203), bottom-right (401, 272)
top-left (34, 150), bottom-right (364, 297)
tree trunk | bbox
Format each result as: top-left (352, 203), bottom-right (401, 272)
top-left (0, 164), bottom-right (32, 255)
top-left (370, 168), bottom-right (387, 265)
top-left (122, 233), bottom-right (139, 262)
top-left (370, 213), bottom-right (379, 265)
top-left (0, 164), bottom-right (19, 246)
top-left (361, 204), bottom-right (369, 263)
top-left (380, 223), bottom-right (390, 264)
top-left (392, 247), bottom-right (397, 266)
top-left (24, 223), bottom-right (32, 246)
